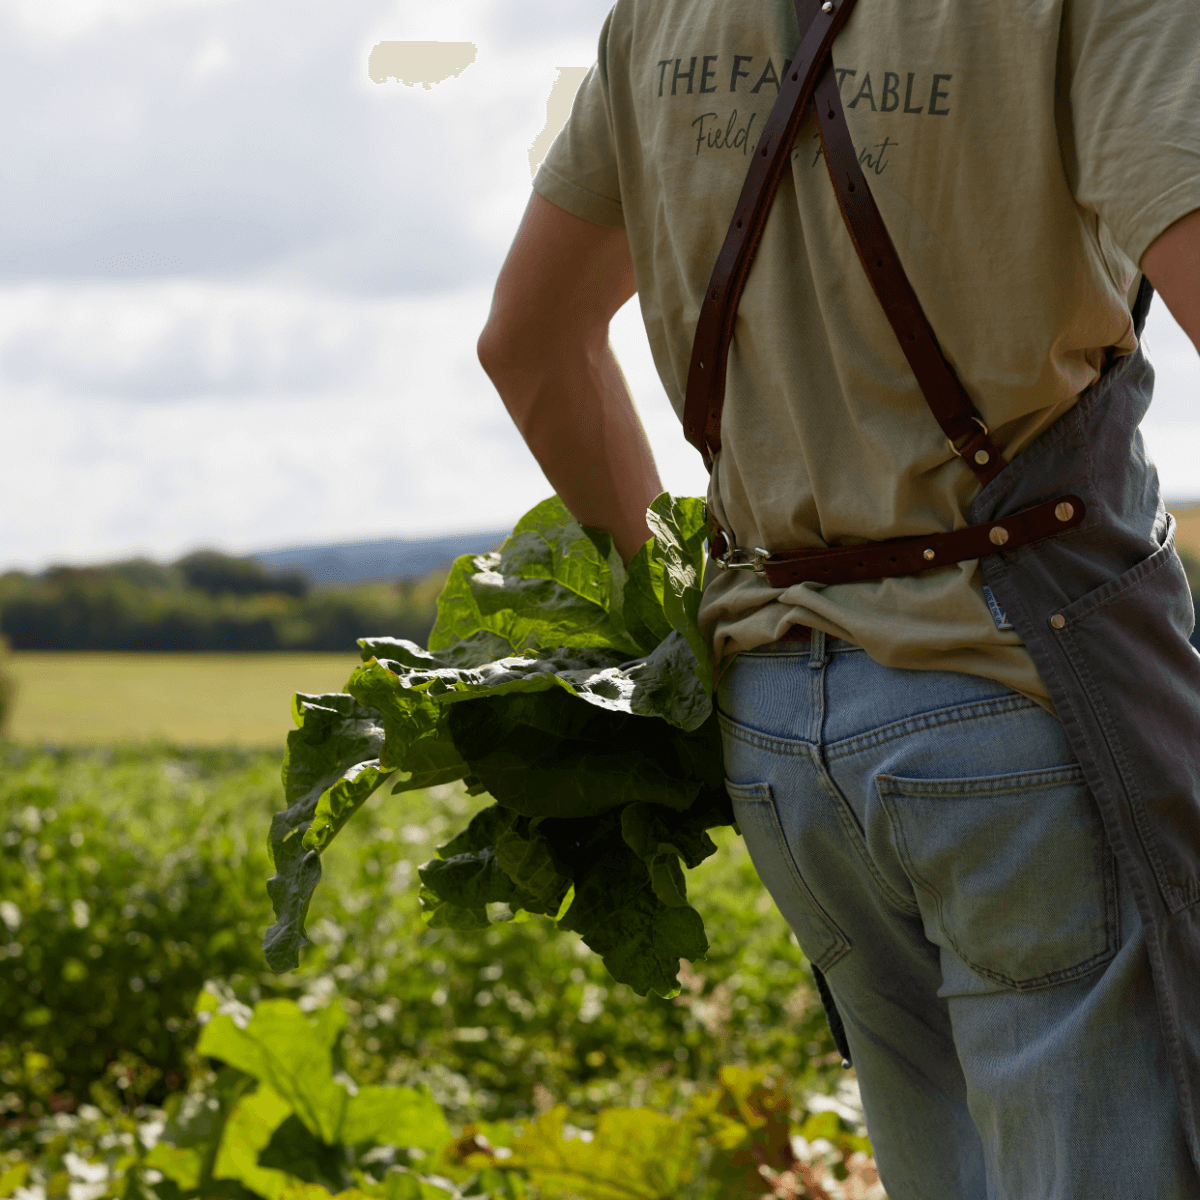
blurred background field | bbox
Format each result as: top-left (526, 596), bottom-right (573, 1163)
top-left (0, 742), bottom-right (863, 1197)
top-left (4, 653), bottom-right (359, 745)
top-left (2, 511), bottom-right (1199, 1197)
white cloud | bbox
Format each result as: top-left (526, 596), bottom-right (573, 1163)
top-left (192, 38), bottom-right (233, 78)
top-left (0, 0), bottom-right (1193, 574)
top-left (0, 279), bottom-right (703, 570)
top-left (6, 0), bottom-right (231, 39)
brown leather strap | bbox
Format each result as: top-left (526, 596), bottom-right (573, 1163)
top-left (756, 495), bottom-right (1085, 587)
top-left (813, 67), bottom-right (1005, 485)
top-left (684, 0), bottom-right (1005, 486)
top-left (682, 0), bottom-right (858, 468)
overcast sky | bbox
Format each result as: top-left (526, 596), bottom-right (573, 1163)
top-left (1, 0), bottom-right (1196, 571)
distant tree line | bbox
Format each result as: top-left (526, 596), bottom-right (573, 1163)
top-left (4, 544), bottom-right (1199, 654)
top-left (0, 550), bottom-right (445, 652)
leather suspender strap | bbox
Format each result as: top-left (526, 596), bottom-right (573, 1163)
top-left (754, 495), bottom-right (1084, 587)
top-left (682, 0), bottom-right (858, 469)
top-left (813, 67), bottom-right (1005, 484)
top-left (686, 0), bottom-right (1083, 587)
top-left (683, 0), bottom-right (1004, 486)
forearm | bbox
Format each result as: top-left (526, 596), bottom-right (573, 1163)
top-left (1141, 208), bottom-right (1200, 356)
top-left (480, 193), bottom-right (661, 565)
top-left (485, 334), bottom-right (663, 565)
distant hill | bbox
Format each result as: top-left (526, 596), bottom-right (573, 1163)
top-left (251, 531), bottom-right (510, 587)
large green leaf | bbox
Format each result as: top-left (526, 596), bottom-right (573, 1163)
top-left (211, 1086), bottom-right (296, 1200)
top-left (263, 694), bottom-right (392, 973)
top-left (507, 1104), bottom-right (696, 1200)
top-left (623, 539), bottom-right (672, 655)
top-left (196, 993), bottom-right (451, 1153)
top-left (646, 495), bottom-right (711, 690)
top-left (428, 497), bottom-right (640, 657)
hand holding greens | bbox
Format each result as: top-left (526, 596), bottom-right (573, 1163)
top-left (264, 495), bottom-right (734, 998)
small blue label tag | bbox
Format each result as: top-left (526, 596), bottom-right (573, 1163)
top-left (983, 585), bottom-right (1014, 632)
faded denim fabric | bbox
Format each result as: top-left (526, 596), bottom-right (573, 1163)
top-left (718, 633), bottom-right (1196, 1199)
top-left (973, 281), bottom-right (1200, 1174)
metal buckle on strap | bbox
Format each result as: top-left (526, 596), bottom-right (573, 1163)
top-left (947, 416), bottom-right (989, 460)
top-left (703, 503), bottom-right (771, 573)
top-left (713, 542), bottom-right (772, 573)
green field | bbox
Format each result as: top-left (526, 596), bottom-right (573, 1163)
top-left (5, 652), bottom-right (360, 745)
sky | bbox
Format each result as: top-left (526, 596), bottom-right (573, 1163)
top-left (1, 0), bottom-right (1196, 572)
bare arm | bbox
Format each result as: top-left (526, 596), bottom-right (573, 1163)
top-left (1141, 207), bottom-right (1200, 355)
top-left (478, 192), bottom-right (662, 565)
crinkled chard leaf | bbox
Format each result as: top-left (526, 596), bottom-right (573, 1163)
top-left (264, 695), bottom-right (392, 973)
top-left (646, 494), bottom-right (712, 690)
top-left (429, 497), bottom-right (641, 658)
top-left (263, 494), bottom-right (730, 997)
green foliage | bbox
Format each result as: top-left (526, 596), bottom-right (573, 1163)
top-left (177, 551), bottom-right (308, 599)
top-left (0, 637), bottom-right (15, 737)
top-left (0, 746), bottom-right (280, 1113)
top-left (0, 557), bottom-right (446, 653)
top-left (2, 994), bottom-right (879, 1200)
top-left (0, 743), bottom-right (839, 1130)
top-left (264, 496), bottom-right (733, 999)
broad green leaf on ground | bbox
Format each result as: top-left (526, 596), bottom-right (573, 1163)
top-left (196, 994), bottom-right (450, 1153)
top-left (264, 694), bottom-right (391, 972)
top-left (646, 494), bottom-right (711, 689)
top-left (144, 1142), bottom-right (204, 1191)
top-left (342, 1173), bottom-right (460, 1199)
top-left (0, 1164), bottom-right (30, 1197)
top-left (211, 1085), bottom-right (296, 1200)
top-left (428, 497), bottom-right (640, 657)
top-left (507, 1104), bottom-right (696, 1200)
top-left (145, 1058), bottom-right (254, 1196)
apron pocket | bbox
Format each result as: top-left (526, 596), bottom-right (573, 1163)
top-left (876, 764), bottom-right (1119, 989)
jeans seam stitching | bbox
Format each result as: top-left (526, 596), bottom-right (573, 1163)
top-left (733, 780), bottom-right (851, 974)
top-left (824, 695), bottom-right (1040, 762)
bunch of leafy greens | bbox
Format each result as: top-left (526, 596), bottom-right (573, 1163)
top-left (263, 495), bottom-right (736, 999)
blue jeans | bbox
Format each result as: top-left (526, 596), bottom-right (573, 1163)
top-left (717, 631), bottom-right (1196, 1199)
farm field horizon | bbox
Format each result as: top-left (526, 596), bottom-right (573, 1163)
top-left (3, 651), bottom-right (360, 745)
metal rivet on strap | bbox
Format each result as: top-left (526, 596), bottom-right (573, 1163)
top-left (974, 450), bottom-right (990, 466)
top-left (923, 548), bottom-right (936, 561)
top-left (1050, 614), bottom-right (1066, 630)
top-left (1055, 502), bottom-right (1075, 522)
top-left (989, 526), bottom-right (1010, 546)
top-left (822, 1), bottom-right (834, 10)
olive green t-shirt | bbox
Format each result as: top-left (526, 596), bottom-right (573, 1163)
top-left (533, 0), bottom-right (1200, 707)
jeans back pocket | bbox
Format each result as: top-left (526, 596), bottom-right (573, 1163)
top-left (876, 765), bottom-right (1119, 989)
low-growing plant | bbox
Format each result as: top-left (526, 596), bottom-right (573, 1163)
top-left (0, 744), bottom-right (838, 1127)
top-left (0, 990), bottom-right (883, 1200)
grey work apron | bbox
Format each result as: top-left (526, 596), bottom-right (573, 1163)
top-left (971, 278), bottom-right (1200, 1168)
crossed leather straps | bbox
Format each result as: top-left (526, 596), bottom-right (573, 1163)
top-left (681, 0), bottom-right (1084, 587)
